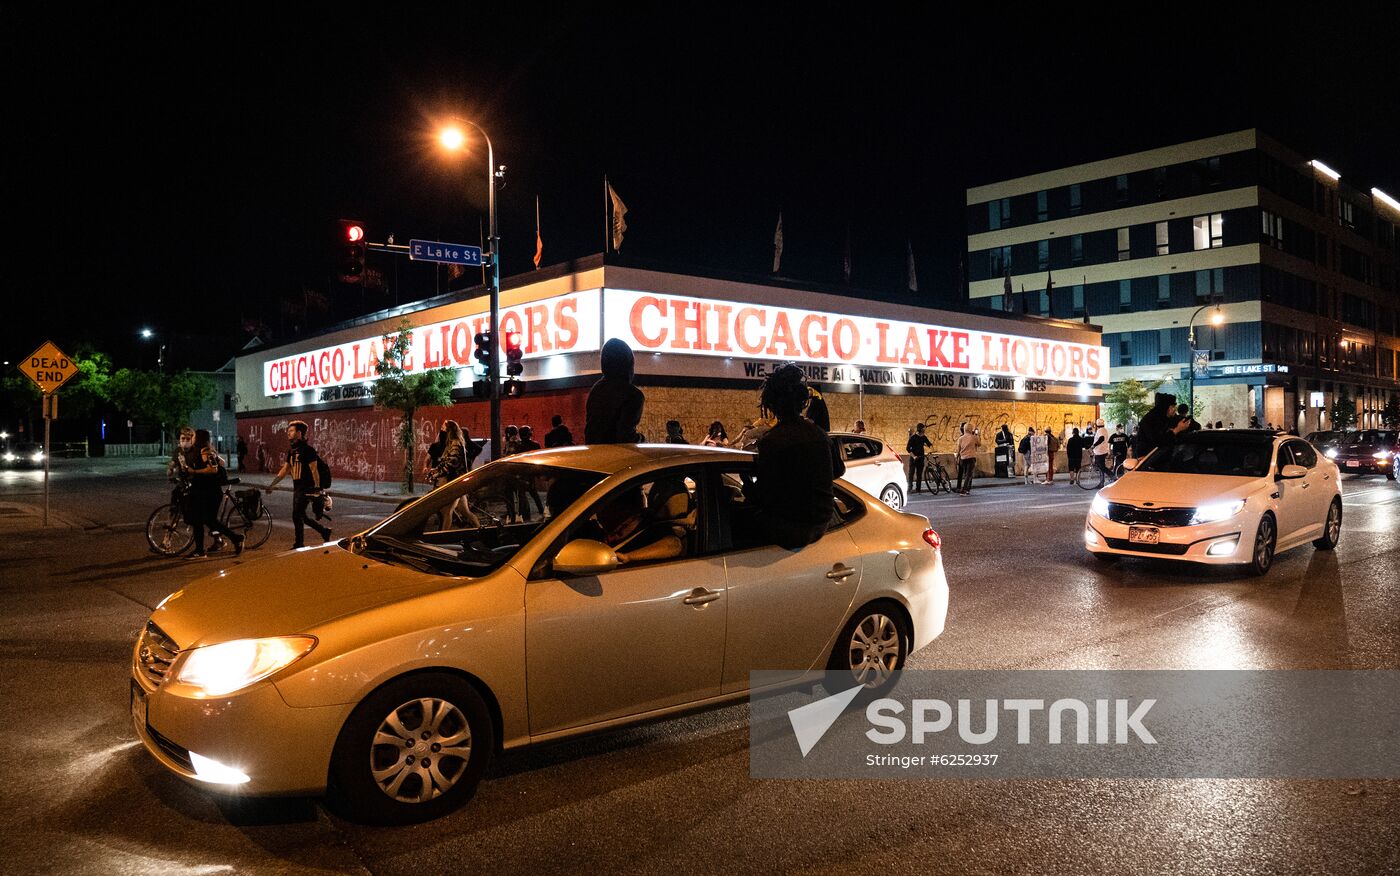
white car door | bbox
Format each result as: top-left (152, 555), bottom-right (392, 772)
top-left (1271, 442), bottom-right (1312, 544)
top-left (1287, 439), bottom-right (1331, 538)
top-left (712, 465), bottom-right (862, 693)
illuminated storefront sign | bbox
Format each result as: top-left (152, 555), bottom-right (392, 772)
top-left (264, 290), bottom-right (601, 395)
top-left (603, 290), bottom-right (1109, 384)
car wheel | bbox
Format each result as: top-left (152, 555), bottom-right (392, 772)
top-left (1312, 498), bottom-right (1342, 550)
top-left (829, 601), bottom-right (910, 691)
top-left (879, 484), bottom-right (904, 510)
top-left (327, 673), bottom-right (492, 825)
top-left (1243, 514), bottom-right (1276, 577)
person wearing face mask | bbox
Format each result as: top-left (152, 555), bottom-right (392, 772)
top-left (265, 420), bottom-right (332, 548)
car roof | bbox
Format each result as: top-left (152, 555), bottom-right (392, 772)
top-left (510, 443), bottom-right (753, 475)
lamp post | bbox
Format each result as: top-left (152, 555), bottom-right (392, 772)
top-left (438, 119), bottom-right (504, 460)
top-left (1186, 303), bottom-right (1225, 412)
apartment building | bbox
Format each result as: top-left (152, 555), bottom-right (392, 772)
top-left (966, 129), bottom-right (1399, 432)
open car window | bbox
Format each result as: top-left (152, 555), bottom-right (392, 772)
top-left (1137, 435), bottom-right (1274, 478)
top-left (356, 462), bottom-right (605, 576)
top-left (550, 472), bottom-right (702, 572)
top-left (715, 465), bottom-right (864, 551)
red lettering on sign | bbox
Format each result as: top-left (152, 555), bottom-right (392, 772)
top-left (799, 314), bottom-right (829, 359)
top-left (1067, 346), bottom-right (1084, 377)
top-left (554, 298), bottom-right (579, 349)
top-left (1085, 348), bottom-right (1103, 382)
top-left (711, 304), bottom-right (733, 352)
top-left (331, 349), bottom-right (346, 382)
top-left (950, 332), bottom-right (970, 369)
top-left (875, 323), bottom-right (899, 364)
top-left (527, 305), bottom-right (552, 353)
top-left (671, 299), bottom-right (706, 351)
top-left (451, 324), bottom-right (471, 365)
top-left (629, 296), bottom-right (667, 348)
top-left (735, 307), bottom-right (766, 355)
top-left (766, 311), bottom-right (799, 357)
top-left (929, 330), bottom-right (953, 369)
top-left (832, 319), bottom-right (858, 361)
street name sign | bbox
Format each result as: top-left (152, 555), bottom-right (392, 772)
top-left (20, 341), bottom-right (78, 394)
top-left (409, 239), bottom-right (483, 267)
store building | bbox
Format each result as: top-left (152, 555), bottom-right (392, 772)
top-left (235, 257), bottom-right (1108, 481)
top-left (966, 129), bottom-right (1399, 433)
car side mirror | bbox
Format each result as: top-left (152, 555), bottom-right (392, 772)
top-left (1121, 458), bottom-right (1140, 471)
top-left (553, 538), bottom-right (618, 576)
top-left (1278, 464), bottom-right (1308, 480)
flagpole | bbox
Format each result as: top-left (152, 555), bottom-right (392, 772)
top-left (603, 175), bottom-right (610, 256)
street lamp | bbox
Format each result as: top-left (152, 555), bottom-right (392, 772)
top-left (139, 327), bottom-right (166, 373)
top-left (438, 117), bottom-right (504, 459)
top-left (1187, 303), bottom-right (1225, 411)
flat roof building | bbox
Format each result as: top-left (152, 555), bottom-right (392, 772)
top-left (966, 129), bottom-right (1399, 433)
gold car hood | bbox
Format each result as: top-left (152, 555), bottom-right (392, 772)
top-left (150, 546), bottom-right (451, 649)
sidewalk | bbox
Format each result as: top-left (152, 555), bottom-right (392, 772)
top-left (231, 471), bottom-right (422, 506)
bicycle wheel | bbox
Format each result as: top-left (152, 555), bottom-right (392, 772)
top-left (226, 502), bottom-right (274, 549)
top-left (146, 503), bottom-right (193, 556)
top-left (1076, 461), bottom-right (1103, 490)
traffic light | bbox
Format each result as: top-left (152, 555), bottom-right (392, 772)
top-left (504, 331), bottom-right (523, 377)
top-left (339, 219), bottom-right (366, 283)
top-left (472, 331), bottom-right (493, 398)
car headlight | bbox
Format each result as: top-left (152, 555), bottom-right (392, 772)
top-left (174, 636), bottom-right (316, 697)
top-left (1374, 450), bottom-right (1394, 460)
top-left (31, 452), bottom-right (43, 462)
top-left (1324, 448), bottom-right (1338, 459)
top-left (1090, 495), bottom-right (1110, 518)
top-left (1190, 499), bottom-right (1246, 525)
top-left (2, 453), bottom-right (14, 462)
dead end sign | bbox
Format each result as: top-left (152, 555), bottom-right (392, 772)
top-left (20, 341), bottom-right (79, 394)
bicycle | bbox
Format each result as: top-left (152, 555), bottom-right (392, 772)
top-left (922, 455), bottom-right (955, 495)
top-left (1076, 456), bottom-right (1126, 491)
top-left (146, 478), bottom-right (274, 556)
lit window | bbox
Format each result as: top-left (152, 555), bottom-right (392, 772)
top-left (1156, 221), bottom-right (1169, 255)
top-left (1159, 328), bottom-right (1174, 363)
top-left (1117, 227), bottom-right (1130, 261)
top-left (1072, 284), bottom-right (1085, 317)
top-left (1193, 213), bottom-right (1224, 250)
top-left (1119, 279), bottom-right (1132, 312)
top-left (1157, 276), bottom-right (1171, 308)
top-left (1262, 210), bottom-right (1285, 249)
top-left (1037, 240), bottom-right (1049, 270)
top-left (1037, 190), bottom-right (1048, 222)
top-left (1119, 337), bottom-right (1133, 366)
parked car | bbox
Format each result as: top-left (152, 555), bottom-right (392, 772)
top-left (0, 442), bottom-right (44, 468)
top-left (831, 431), bottom-right (908, 509)
top-left (1085, 430), bottom-right (1342, 575)
top-left (131, 444), bottom-right (948, 823)
top-left (1304, 430), bottom-right (1347, 460)
top-left (1332, 429), bottom-right (1398, 480)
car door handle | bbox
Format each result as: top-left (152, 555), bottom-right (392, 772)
top-left (825, 565), bottom-right (857, 580)
top-left (682, 588), bottom-right (722, 606)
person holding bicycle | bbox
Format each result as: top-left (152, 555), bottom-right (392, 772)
top-left (1091, 419), bottom-right (1112, 478)
top-left (906, 424), bottom-right (931, 494)
top-left (187, 429), bottom-right (243, 558)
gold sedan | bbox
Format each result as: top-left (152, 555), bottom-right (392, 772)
top-left (131, 445), bottom-right (948, 823)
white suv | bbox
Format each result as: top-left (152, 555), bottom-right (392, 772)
top-left (1084, 430), bottom-right (1342, 575)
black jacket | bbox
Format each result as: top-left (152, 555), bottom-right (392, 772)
top-left (753, 416), bottom-right (835, 548)
top-left (544, 425), bottom-right (574, 448)
top-left (1134, 395), bottom-right (1178, 459)
top-left (585, 339), bottom-right (645, 444)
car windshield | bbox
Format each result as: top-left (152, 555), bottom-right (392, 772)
top-left (1350, 430), bottom-right (1396, 445)
top-left (356, 462), bottom-right (606, 576)
top-left (1136, 434), bottom-right (1274, 477)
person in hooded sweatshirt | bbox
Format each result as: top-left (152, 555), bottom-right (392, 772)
top-left (748, 363), bottom-right (835, 550)
top-left (585, 338), bottom-right (645, 444)
top-left (1133, 392), bottom-right (1190, 460)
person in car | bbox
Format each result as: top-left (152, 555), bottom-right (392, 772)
top-left (585, 338), bottom-right (645, 444)
top-left (578, 483), bottom-right (689, 566)
top-left (1133, 393), bottom-right (1190, 460)
top-left (749, 363), bottom-right (835, 549)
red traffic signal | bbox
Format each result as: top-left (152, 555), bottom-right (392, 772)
top-left (345, 223), bottom-right (364, 243)
top-left (504, 331), bottom-right (523, 377)
top-left (338, 219), bottom-right (366, 282)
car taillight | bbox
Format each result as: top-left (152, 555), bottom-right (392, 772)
top-left (922, 528), bottom-right (941, 550)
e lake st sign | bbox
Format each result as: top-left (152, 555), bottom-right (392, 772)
top-left (409, 239), bottom-right (484, 267)
top-left (20, 341), bottom-right (79, 394)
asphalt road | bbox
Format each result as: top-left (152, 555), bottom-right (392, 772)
top-left (1, 459), bottom-right (1397, 874)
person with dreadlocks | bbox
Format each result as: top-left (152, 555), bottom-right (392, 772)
top-left (748, 363), bottom-right (836, 549)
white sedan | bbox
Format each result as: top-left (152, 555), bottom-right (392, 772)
top-left (1084, 430), bottom-right (1342, 575)
top-left (131, 445), bottom-right (948, 823)
top-left (831, 432), bottom-right (909, 509)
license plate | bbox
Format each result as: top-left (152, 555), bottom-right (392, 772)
top-left (1344, 461), bottom-right (1360, 469)
top-left (130, 680), bottom-right (147, 730)
top-left (1128, 526), bottom-right (1160, 545)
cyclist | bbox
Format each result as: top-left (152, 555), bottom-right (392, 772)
top-left (187, 429), bottom-right (243, 558)
top-left (1091, 418), bottom-right (1112, 479)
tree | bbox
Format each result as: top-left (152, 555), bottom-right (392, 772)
top-left (108, 368), bottom-right (215, 449)
top-left (1383, 395), bottom-right (1400, 430)
top-left (1102, 378), bottom-right (1164, 427)
top-left (372, 319), bottom-right (458, 493)
top-left (1329, 388), bottom-right (1357, 431)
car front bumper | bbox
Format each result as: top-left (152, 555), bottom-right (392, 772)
top-left (1083, 513), bottom-right (1250, 564)
top-left (1336, 457), bottom-right (1393, 475)
top-left (131, 671), bottom-right (349, 795)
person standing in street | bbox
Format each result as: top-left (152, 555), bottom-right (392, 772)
top-left (906, 423), bottom-right (931, 493)
top-left (235, 435), bottom-right (248, 473)
top-left (186, 429), bottom-right (242, 558)
top-left (702, 421), bottom-right (729, 447)
top-left (265, 420), bottom-right (331, 548)
top-left (1018, 428), bottom-right (1034, 484)
top-left (955, 423), bottom-right (980, 494)
top-left (1066, 427), bottom-right (1086, 484)
top-left (664, 420), bottom-right (688, 443)
top-left (1044, 427), bottom-right (1062, 483)
top-left (544, 415), bottom-right (574, 448)
top-left (995, 424), bottom-right (1014, 478)
top-left (1108, 423), bottom-right (1129, 471)
top-left (585, 338), bottom-right (645, 444)
top-left (514, 425), bottom-right (545, 521)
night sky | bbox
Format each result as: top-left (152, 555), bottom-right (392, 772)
top-left (5, 8), bottom-right (1397, 370)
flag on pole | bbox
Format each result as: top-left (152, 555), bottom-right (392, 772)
top-left (772, 211), bottom-right (784, 274)
top-left (1044, 270), bottom-right (1054, 315)
top-left (533, 195), bottom-right (543, 269)
top-left (607, 181), bottom-right (628, 252)
top-left (842, 225), bottom-right (852, 283)
top-left (1003, 266), bottom-right (1013, 310)
top-left (906, 240), bottom-right (918, 292)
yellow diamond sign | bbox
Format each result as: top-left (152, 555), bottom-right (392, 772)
top-left (19, 341), bottom-right (79, 395)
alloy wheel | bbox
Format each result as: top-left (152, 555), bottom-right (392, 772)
top-left (370, 697), bottom-right (473, 803)
top-left (848, 613), bottom-right (900, 687)
top-left (879, 485), bottom-right (903, 510)
top-left (1253, 516), bottom-right (1275, 572)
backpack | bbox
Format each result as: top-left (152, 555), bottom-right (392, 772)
top-left (315, 458), bottom-right (333, 490)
